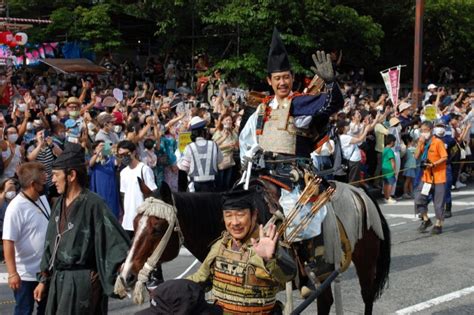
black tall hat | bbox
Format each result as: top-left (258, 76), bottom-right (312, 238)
top-left (222, 187), bottom-right (256, 211)
top-left (267, 27), bottom-right (291, 74)
top-left (52, 142), bottom-right (86, 170)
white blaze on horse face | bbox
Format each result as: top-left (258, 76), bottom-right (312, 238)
top-left (120, 215), bottom-right (148, 284)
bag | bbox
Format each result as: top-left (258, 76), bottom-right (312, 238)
top-left (137, 166), bottom-right (154, 199)
top-left (218, 154), bottom-right (235, 170)
top-left (464, 141), bottom-right (472, 156)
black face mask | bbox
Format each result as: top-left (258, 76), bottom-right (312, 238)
top-left (121, 155), bottom-right (132, 167)
top-left (35, 182), bottom-right (49, 196)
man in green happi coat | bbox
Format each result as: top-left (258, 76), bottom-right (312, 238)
top-left (34, 143), bottom-right (130, 314)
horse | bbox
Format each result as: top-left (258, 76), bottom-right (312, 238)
top-left (116, 179), bottom-right (391, 315)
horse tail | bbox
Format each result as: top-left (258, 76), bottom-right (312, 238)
top-left (372, 195), bottom-right (391, 300)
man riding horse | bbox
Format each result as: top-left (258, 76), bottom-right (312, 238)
top-left (239, 27), bottom-right (344, 295)
top-left (120, 28), bottom-right (390, 315)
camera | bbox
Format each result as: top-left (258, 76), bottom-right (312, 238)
top-left (420, 159), bottom-right (431, 170)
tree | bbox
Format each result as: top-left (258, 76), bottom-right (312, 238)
top-left (133, 0), bottom-right (383, 85)
top-left (45, 4), bottom-right (122, 53)
top-left (8, 1), bottom-right (122, 53)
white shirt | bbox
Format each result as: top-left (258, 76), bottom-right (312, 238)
top-left (313, 140), bottom-right (335, 157)
top-left (120, 162), bottom-right (157, 231)
top-left (2, 194), bottom-right (50, 281)
top-left (339, 134), bottom-right (361, 162)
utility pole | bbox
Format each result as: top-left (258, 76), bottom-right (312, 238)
top-left (412, 0), bottom-right (425, 108)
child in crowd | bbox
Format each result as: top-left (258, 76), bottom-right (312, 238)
top-left (382, 134), bottom-right (397, 204)
top-left (402, 135), bottom-right (417, 199)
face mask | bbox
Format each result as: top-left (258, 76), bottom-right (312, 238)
top-left (71, 86), bottom-right (77, 92)
top-left (35, 183), bottom-right (48, 196)
top-left (18, 103), bottom-right (27, 112)
top-left (8, 134), bottom-right (18, 143)
top-left (434, 127), bottom-right (445, 137)
top-left (114, 125), bottom-right (122, 133)
top-left (223, 123), bottom-right (231, 129)
top-left (27, 122), bottom-right (34, 131)
top-left (5, 191), bottom-right (16, 200)
top-left (56, 132), bottom-right (66, 141)
top-left (124, 85), bottom-right (130, 90)
top-left (121, 155), bottom-right (132, 167)
top-left (69, 111), bottom-right (80, 119)
top-left (421, 132), bottom-right (431, 140)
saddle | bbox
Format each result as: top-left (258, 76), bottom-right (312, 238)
top-left (254, 174), bottom-right (352, 287)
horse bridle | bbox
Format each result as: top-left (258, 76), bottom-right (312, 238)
top-left (114, 197), bottom-right (184, 304)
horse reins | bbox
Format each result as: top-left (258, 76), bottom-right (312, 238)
top-left (114, 197), bottom-right (183, 304)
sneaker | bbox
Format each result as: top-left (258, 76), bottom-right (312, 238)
top-left (431, 225), bottom-right (443, 235)
top-left (418, 219), bottom-right (433, 233)
top-left (402, 193), bottom-right (412, 199)
top-left (455, 181), bottom-right (467, 189)
top-left (384, 198), bottom-right (397, 204)
top-left (444, 211), bottom-right (452, 218)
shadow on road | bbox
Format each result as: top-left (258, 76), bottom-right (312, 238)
top-left (389, 252), bottom-right (438, 273)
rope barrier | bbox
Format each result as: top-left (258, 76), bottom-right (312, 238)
top-left (348, 160), bottom-right (474, 186)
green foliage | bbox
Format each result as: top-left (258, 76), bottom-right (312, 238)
top-left (44, 4), bottom-right (122, 53)
top-left (424, 0), bottom-right (474, 71)
top-left (4, 0), bottom-right (474, 82)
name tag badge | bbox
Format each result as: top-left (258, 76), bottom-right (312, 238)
top-left (421, 183), bottom-right (432, 196)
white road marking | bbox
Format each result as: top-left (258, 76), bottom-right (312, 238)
top-left (381, 201), bottom-right (473, 207)
top-left (386, 214), bottom-right (419, 220)
top-left (451, 190), bottom-right (474, 196)
top-left (395, 286), bottom-right (474, 314)
top-left (174, 259), bottom-right (199, 279)
top-left (389, 222), bottom-right (407, 227)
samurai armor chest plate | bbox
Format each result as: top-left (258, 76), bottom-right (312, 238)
top-left (258, 104), bottom-right (297, 155)
top-left (211, 243), bottom-right (278, 314)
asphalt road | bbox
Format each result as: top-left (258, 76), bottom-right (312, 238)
top-left (0, 185), bottom-right (473, 314)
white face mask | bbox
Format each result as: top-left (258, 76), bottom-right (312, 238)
top-left (8, 134), bottom-right (18, 143)
top-left (223, 123), bottom-right (231, 129)
top-left (434, 127), bottom-right (445, 137)
top-left (5, 191), bottom-right (16, 200)
top-left (421, 132), bottom-right (431, 140)
top-left (114, 125), bottom-right (122, 133)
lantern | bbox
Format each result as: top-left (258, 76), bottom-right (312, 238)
top-left (14, 32), bottom-right (28, 46)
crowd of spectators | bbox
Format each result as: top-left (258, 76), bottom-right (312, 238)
top-left (0, 53), bottom-right (472, 256)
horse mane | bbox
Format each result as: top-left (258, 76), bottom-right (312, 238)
top-left (171, 191), bottom-right (225, 262)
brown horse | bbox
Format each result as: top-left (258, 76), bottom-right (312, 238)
top-left (118, 180), bottom-right (390, 315)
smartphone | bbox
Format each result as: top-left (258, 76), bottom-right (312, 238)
top-left (102, 141), bottom-right (111, 156)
